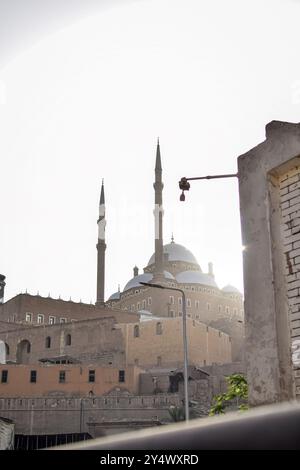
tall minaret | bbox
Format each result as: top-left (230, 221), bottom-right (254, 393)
top-left (96, 180), bottom-right (106, 306)
top-left (0, 275), bottom-right (6, 304)
top-left (153, 139), bottom-right (164, 280)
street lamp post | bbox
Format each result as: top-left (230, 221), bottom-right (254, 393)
top-left (140, 281), bottom-right (189, 421)
top-left (179, 173), bottom-right (238, 201)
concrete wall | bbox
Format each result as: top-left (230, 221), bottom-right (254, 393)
top-left (238, 120), bottom-right (300, 405)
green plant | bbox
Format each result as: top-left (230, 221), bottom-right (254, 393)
top-left (209, 373), bottom-right (248, 416)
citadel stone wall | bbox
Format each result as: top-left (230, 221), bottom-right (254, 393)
top-left (119, 317), bottom-right (231, 369)
top-left (0, 395), bottom-right (180, 437)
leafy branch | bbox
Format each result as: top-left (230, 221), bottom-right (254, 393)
top-left (209, 374), bottom-right (248, 416)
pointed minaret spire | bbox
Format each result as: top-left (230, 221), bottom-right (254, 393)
top-left (100, 179), bottom-right (105, 205)
top-left (171, 233), bottom-right (174, 244)
top-left (96, 180), bottom-right (107, 306)
top-left (97, 179), bottom-right (106, 240)
top-left (155, 138), bottom-right (162, 171)
top-left (153, 139), bottom-right (164, 280)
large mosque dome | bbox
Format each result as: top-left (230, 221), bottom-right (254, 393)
top-left (147, 242), bottom-right (199, 267)
top-left (176, 270), bottom-right (218, 288)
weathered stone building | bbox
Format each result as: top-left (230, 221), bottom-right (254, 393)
top-left (0, 292), bottom-right (139, 325)
top-left (0, 309), bottom-right (231, 371)
top-left (0, 316), bottom-right (126, 366)
top-left (0, 364), bottom-right (141, 397)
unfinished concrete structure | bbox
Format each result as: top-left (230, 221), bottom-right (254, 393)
top-left (238, 120), bottom-right (300, 406)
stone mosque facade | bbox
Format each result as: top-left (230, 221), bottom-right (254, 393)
top-left (107, 141), bottom-right (244, 362)
top-left (0, 141), bottom-right (244, 390)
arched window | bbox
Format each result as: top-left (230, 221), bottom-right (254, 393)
top-left (45, 337), bottom-right (51, 349)
top-left (16, 340), bottom-right (31, 363)
top-left (156, 322), bottom-right (162, 335)
top-left (134, 325), bottom-right (139, 338)
top-left (5, 343), bottom-right (9, 356)
top-left (65, 334), bottom-right (71, 346)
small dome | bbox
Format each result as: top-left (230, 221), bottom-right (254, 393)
top-left (108, 291), bottom-right (121, 301)
top-left (147, 242), bottom-right (199, 266)
top-left (123, 271), bottom-right (175, 292)
top-left (222, 284), bottom-right (241, 294)
top-left (124, 273), bottom-right (153, 292)
top-left (176, 270), bottom-right (218, 288)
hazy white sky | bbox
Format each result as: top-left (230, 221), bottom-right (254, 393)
top-left (1, 0), bottom-right (300, 303)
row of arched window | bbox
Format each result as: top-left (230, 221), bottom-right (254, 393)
top-left (2, 341), bottom-right (30, 357)
top-left (2, 334), bottom-right (84, 365)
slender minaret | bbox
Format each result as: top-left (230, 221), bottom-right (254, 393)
top-left (153, 139), bottom-right (164, 280)
top-left (0, 275), bottom-right (6, 304)
top-left (96, 180), bottom-right (106, 306)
